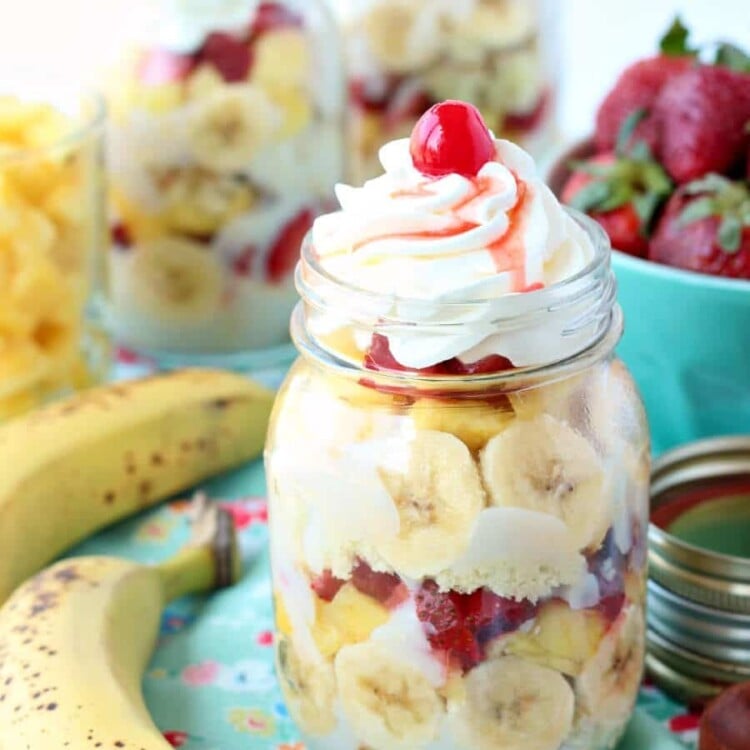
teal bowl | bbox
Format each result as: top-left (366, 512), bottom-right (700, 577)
top-left (549, 140), bottom-right (750, 456)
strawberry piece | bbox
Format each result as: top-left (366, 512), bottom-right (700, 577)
top-left (163, 731), bottom-right (189, 748)
top-left (251, 1), bottom-right (303, 37)
top-left (561, 146), bottom-right (672, 257)
top-left (111, 223), bottom-right (133, 249)
top-left (649, 176), bottom-right (750, 279)
top-left (137, 49), bottom-right (195, 85)
top-left (310, 570), bottom-right (346, 602)
top-left (505, 90), bottom-right (550, 134)
top-left (265, 208), bottom-right (315, 284)
top-left (364, 333), bottom-right (513, 376)
top-left (350, 560), bottom-right (406, 608)
top-left (597, 592), bottom-right (627, 623)
top-left (409, 100), bottom-right (496, 178)
top-left (594, 55), bottom-right (693, 153)
top-left (654, 66), bottom-right (750, 184)
top-left (415, 580), bottom-right (537, 671)
top-left (198, 32), bottom-right (253, 83)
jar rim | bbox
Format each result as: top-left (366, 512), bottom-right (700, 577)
top-left (293, 208), bottom-right (622, 388)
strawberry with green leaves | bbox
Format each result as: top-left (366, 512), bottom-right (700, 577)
top-left (562, 113), bottom-right (673, 257)
top-left (594, 18), bottom-right (695, 154)
top-left (649, 175), bottom-right (750, 278)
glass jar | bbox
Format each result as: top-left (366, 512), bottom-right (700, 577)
top-left (265, 214), bottom-right (649, 750)
top-left (335, 0), bottom-right (560, 182)
top-left (103, 0), bottom-right (345, 371)
top-left (0, 86), bottom-right (108, 420)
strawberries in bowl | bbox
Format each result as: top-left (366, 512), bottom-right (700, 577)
top-left (550, 18), bottom-right (750, 455)
top-left (559, 18), bottom-right (750, 278)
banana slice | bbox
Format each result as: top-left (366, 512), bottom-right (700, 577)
top-left (411, 399), bottom-right (513, 453)
top-left (492, 600), bottom-right (608, 677)
top-left (362, 0), bottom-right (443, 73)
top-left (448, 656), bottom-right (574, 750)
top-left (576, 604), bottom-right (645, 726)
top-left (160, 167), bottom-right (256, 235)
top-left (187, 85), bottom-right (279, 172)
top-left (480, 414), bottom-right (610, 551)
top-left (276, 634), bottom-right (337, 736)
top-left (335, 640), bottom-right (442, 750)
top-left (376, 430), bottom-right (486, 578)
top-left (450, 0), bottom-right (538, 49)
top-left (129, 237), bottom-right (223, 321)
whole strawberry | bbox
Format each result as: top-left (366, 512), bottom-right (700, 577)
top-left (654, 66), bottom-right (750, 184)
top-left (649, 175), bottom-right (750, 278)
top-left (562, 118), bottom-right (673, 257)
top-left (594, 19), bottom-right (695, 153)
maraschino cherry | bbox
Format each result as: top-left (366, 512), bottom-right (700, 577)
top-left (409, 100), bottom-right (496, 178)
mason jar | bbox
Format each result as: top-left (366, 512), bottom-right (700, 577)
top-left (335, 0), bottom-right (560, 182)
top-left (103, 0), bottom-right (345, 371)
top-left (265, 214), bottom-right (650, 750)
top-left (0, 85), bottom-right (108, 420)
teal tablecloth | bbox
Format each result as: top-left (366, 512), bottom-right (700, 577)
top-left (65, 456), bottom-right (696, 750)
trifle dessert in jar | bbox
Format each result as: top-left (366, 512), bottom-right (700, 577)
top-left (0, 87), bottom-right (108, 420)
top-left (265, 101), bottom-right (650, 750)
top-left (335, 0), bottom-right (558, 182)
top-left (104, 0), bottom-right (345, 369)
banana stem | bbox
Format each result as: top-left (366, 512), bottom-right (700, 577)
top-left (156, 494), bottom-right (240, 603)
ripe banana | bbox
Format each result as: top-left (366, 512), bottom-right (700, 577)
top-left (480, 414), bottom-right (610, 552)
top-left (0, 499), bottom-right (239, 749)
top-left (0, 368), bottom-right (273, 604)
top-left (376, 430), bottom-right (486, 578)
top-left (449, 655), bottom-right (575, 750)
top-left (335, 639), bottom-right (442, 750)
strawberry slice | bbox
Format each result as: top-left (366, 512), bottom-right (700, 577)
top-left (364, 333), bottom-right (513, 376)
top-left (310, 569), bottom-right (346, 602)
top-left (137, 49), bottom-right (195, 85)
top-left (350, 560), bottom-right (407, 608)
top-left (198, 32), bottom-right (253, 83)
top-left (251, 1), bottom-right (304, 38)
top-left (265, 208), bottom-right (315, 284)
top-left (505, 90), bottom-right (550, 135)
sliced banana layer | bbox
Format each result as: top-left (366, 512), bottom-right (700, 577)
top-left (480, 414), bottom-right (610, 552)
top-left (376, 430), bottom-right (486, 578)
top-left (448, 0), bottom-right (538, 50)
top-left (129, 238), bottom-right (223, 321)
top-left (335, 640), bottom-right (442, 750)
top-left (187, 85), bottom-right (279, 172)
top-left (448, 656), bottom-right (574, 750)
top-left (362, 0), bottom-right (443, 73)
top-left (411, 399), bottom-right (513, 453)
top-left (576, 604), bottom-right (645, 726)
top-left (276, 634), bottom-right (337, 736)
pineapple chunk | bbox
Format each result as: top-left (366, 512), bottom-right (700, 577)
top-left (496, 600), bottom-right (607, 676)
top-left (311, 584), bottom-right (389, 658)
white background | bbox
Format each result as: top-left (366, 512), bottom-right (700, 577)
top-left (0, 0), bottom-right (748, 141)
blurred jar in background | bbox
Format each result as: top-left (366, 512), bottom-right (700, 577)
top-left (103, 0), bottom-right (345, 371)
top-left (0, 87), bottom-right (108, 420)
top-left (336, 0), bottom-right (560, 182)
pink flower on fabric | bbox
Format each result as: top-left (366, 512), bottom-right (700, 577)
top-left (181, 660), bottom-right (221, 686)
top-left (220, 499), bottom-right (268, 529)
top-left (256, 630), bottom-right (274, 646)
top-left (163, 731), bottom-right (189, 747)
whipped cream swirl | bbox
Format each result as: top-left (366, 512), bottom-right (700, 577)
top-left (309, 137), bottom-right (603, 369)
top-left (313, 138), bottom-right (594, 301)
